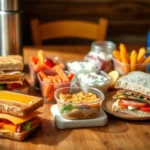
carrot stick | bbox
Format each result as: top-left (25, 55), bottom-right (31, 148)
top-left (46, 88), bottom-right (55, 101)
top-left (137, 47), bottom-right (146, 63)
top-left (67, 72), bottom-right (74, 81)
top-left (53, 67), bottom-right (69, 82)
top-left (39, 71), bottom-right (47, 80)
top-left (55, 75), bottom-right (62, 82)
top-left (113, 50), bottom-right (121, 62)
top-left (130, 50), bottom-right (137, 71)
top-left (37, 50), bottom-right (44, 64)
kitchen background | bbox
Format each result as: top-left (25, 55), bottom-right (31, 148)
top-left (21, 0), bottom-right (150, 46)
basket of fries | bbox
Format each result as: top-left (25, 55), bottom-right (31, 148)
top-left (112, 43), bottom-right (150, 75)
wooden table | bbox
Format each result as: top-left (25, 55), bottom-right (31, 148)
top-left (1, 44), bottom-right (150, 150)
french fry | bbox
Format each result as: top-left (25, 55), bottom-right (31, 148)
top-left (119, 43), bottom-right (130, 64)
top-left (130, 50), bottom-right (137, 71)
top-left (137, 47), bottom-right (146, 63)
top-left (113, 50), bottom-right (121, 62)
top-left (142, 56), bottom-right (150, 65)
top-left (120, 44), bottom-right (130, 74)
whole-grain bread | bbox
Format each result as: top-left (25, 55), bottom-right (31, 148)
top-left (0, 91), bottom-right (43, 117)
top-left (0, 55), bottom-right (23, 71)
top-left (114, 71), bottom-right (150, 97)
top-left (0, 120), bottom-right (41, 141)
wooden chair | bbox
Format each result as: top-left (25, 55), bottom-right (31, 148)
top-left (30, 18), bottom-right (108, 46)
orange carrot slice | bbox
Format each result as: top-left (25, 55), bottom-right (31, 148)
top-left (53, 67), bottom-right (69, 82)
top-left (46, 88), bottom-right (55, 101)
top-left (68, 72), bottom-right (74, 81)
top-left (37, 50), bottom-right (44, 64)
top-left (43, 82), bottom-right (53, 98)
top-left (39, 71), bottom-right (47, 81)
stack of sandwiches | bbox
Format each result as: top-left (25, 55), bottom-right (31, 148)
top-left (0, 55), bottom-right (27, 93)
top-left (0, 90), bottom-right (43, 141)
top-left (112, 71), bottom-right (150, 117)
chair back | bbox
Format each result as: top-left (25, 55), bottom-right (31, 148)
top-left (30, 18), bottom-right (108, 46)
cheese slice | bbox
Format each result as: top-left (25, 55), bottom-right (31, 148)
top-left (0, 129), bottom-right (9, 133)
top-left (0, 90), bottom-right (41, 104)
top-left (0, 111), bottom-right (41, 125)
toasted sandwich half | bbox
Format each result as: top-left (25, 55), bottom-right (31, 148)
top-left (0, 55), bottom-right (23, 71)
top-left (0, 91), bottom-right (43, 141)
top-left (0, 112), bottom-right (42, 141)
top-left (112, 71), bottom-right (150, 117)
top-left (0, 55), bottom-right (27, 93)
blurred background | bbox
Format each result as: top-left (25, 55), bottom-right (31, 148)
top-left (21, 0), bottom-right (150, 46)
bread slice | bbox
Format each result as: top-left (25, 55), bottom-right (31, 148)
top-left (114, 71), bottom-right (150, 97)
top-left (112, 100), bottom-right (150, 117)
top-left (0, 120), bottom-right (41, 141)
top-left (0, 91), bottom-right (43, 117)
top-left (0, 55), bottom-right (23, 71)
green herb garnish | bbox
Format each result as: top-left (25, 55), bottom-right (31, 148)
top-left (23, 121), bottom-right (31, 131)
top-left (137, 96), bottom-right (144, 100)
top-left (60, 105), bottom-right (74, 114)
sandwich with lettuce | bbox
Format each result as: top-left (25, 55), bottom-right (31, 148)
top-left (112, 71), bottom-right (150, 117)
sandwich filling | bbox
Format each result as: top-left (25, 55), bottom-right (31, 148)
top-left (113, 89), bottom-right (150, 112)
top-left (0, 112), bottom-right (41, 133)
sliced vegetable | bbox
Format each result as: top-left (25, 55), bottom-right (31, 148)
top-left (23, 121), bottom-right (32, 131)
top-left (0, 84), bottom-right (6, 90)
top-left (60, 105), bottom-right (74, 114)
top-left (118, 100), bottom-right (128, 108)
top-left (53, 66), bottom-right (69, 82)
top-left (120, 99), bottom-right (147, 108)
top-left (140, 107), bottom-right (150, 112)
top-left (44, 58), bottom-right (55, 68)
top-left (37, 50), bottom-right (44, 64)
top-left (7, 83), bottom-right (22, 89)
top-left (39, 71), bottom-right (47, 80)
top-left (68, 72), bottom-right (74, 81)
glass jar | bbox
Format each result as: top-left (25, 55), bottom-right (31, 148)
top-left (84, 41), bottom-right (116, 72)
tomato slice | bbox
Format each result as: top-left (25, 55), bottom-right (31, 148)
top-left (120, 99), bottom-right (147, 108)
top-left (140, 107), bottom-right (150, 112)
top-left (0, 122), bottom-right (5, 127)
top-left (118, 100), bottom-right (128, 108)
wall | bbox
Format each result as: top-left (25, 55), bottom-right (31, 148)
top-left (22, 0), bottom-right (150, 45)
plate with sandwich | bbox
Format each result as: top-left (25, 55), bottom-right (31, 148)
top-left (0, 90), bottom-right (43, 141)
top-left (102, 71), bottom-right (150, 120)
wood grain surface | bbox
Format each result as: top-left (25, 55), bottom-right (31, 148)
top-left (1, 45), bottom-right (150, 150)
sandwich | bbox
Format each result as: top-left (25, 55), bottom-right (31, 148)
top-left (0, 55), bottom-right (28, 93)
top-left (0, 90), bottom-right (43, 141)
top-left (112, 71), bottom-right (150, 117)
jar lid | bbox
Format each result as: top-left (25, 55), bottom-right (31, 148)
top-left (91, 41), bottom-right (116, 53)
top-left (0, 0), bottom-right (20, 11)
